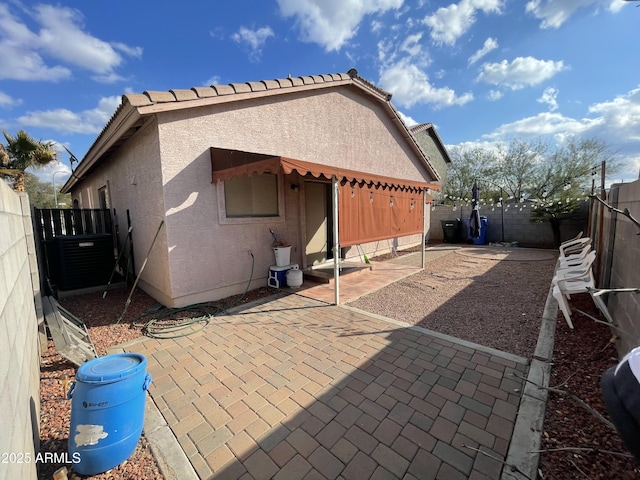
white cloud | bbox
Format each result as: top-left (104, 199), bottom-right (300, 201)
top-left (588, 86), bottom-right (640, 141)
top-left (468, 37), bottom-right (498, 65)
top-left (397, 110), bottom-right (418, 126)
top-left (400, 32), bottom-right (423, 57)
top-left (371, 20), bottom-right (384, 33)
top-left (477, 56), bottom-right (566, 90)
top-left (276, 0), bottom-right (403, 51)
top-left (0, 4), bottom-right (141, 83)
top-left (525, 0), bottom-right (623, 29)
top-left (231, 26), bottom-right (275, 61)
top-left (423, 0), bottom-right (503, 46)
top-left (481, 100), bottom-right (640, 182)
top-left (487, 90), bottom-right (503, 101)
top-left (17, 95), bottom-right (121, 134)
top-left (205, 75), bottom-right (222, 86)
top-left (379, 59), bottom-right (473, 109)
top-left (0, 91), bottom-right (21, 108)
top-left (538, 86), bottom-right (559, 111)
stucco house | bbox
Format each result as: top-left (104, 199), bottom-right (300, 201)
top-left (409, 123), bottom-right (451, 189)
top-left (61, 69), bottom-right (448, 308)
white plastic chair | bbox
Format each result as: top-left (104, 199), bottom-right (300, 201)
top-left (559, 237), bottom-right (591, 259)
top-left (556, 249), bottom-right (596, 275)
top-left (552, 267), bottom-right (614, 329)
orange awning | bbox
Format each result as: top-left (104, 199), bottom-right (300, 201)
top-left (210, 147), bottom-right (440, 192)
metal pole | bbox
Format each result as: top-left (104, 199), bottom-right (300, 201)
top-left (422, 190), bottom-right (427, 269)
top-left (52, 170), bottom-right (66, 207)
top-left (332, 177), bottom-right (340, 305)
top-left (500, 187), bottom-right (505, 243)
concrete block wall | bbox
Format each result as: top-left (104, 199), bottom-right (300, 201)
top-left (603, 181), bottom-right (640, 355)
top-left (0, 181), bottom-right (41, 480)
top-left (429, 203), bottom-right (586, 248)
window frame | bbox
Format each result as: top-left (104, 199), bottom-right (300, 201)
top-left (216, 172), bottom-right (286, 225)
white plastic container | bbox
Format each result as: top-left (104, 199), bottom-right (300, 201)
top-left (273, 246), bottom-right (292, 266)
top-left (286, 266), bottom-right (303, 288)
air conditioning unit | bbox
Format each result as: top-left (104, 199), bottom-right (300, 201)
top-left (51, 234), bottom-right (114, 290)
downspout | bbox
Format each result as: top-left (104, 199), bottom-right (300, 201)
top-left (422, 189), bottom-right (427, 269)
top-left (332, 176), bottom-right (340, 305)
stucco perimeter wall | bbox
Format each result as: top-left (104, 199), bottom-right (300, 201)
top-left (157, 87), bottom-right (435, 306)
top-left (601, 180), bottom-right (640, 355)
top-left (0, 182), bottom-right (41, 480)
top-left (71, 120), bottom-right (173, 303)
top-left (429, 204), bottom-right (586, 247)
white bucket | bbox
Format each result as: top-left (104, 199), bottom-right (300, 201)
top-left (286, 267), bottom-right (303, 288)
top-left (273, 246), bottom-right (291, 267)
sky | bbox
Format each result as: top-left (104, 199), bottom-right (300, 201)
top-left (0, 0), bottom-right (639, 190)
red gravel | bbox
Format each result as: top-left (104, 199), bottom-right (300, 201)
top-left (539, 294), bottom-right (640, 479)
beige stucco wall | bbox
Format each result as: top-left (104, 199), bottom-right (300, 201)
top-left (72, 86), bottom-right (434, 307)
top-left (71, 120), bottom-right (173, 303)
top-left (156, 87), bottom-right (433, 306)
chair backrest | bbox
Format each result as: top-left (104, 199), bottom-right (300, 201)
top-left (560, 231), bottom-right (583, 246)
top-left (559, 249), bottom-right (596, 271)
top-left (559, 237), bottom-right (591, 258)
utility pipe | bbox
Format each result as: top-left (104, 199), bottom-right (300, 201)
top-left (332, 177), bottom-right (340, 305)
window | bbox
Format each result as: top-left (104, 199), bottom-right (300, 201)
top-left (98, 186), bottom-right (109, 209)
top-left (224, 173), bottom-right (279, 218)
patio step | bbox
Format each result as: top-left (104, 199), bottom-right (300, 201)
top-left (303, 262), bottom-right (373, 285)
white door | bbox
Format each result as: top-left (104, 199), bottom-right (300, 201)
top-left (305, 182), bottom-right (329, 265)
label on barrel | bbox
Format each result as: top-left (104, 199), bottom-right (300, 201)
top-left (74, 425), bottom-right (109, 447)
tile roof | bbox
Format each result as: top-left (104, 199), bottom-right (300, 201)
top-left (124, 69), bottom-right (391, 108)
top-left (62, 69), bottom-right (441, 192)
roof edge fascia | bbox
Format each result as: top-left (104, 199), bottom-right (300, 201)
top-left (61, 101), bottom-right (140, 193)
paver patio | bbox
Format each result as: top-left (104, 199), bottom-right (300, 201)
top-left (125, 285), bottom-right (529, 479)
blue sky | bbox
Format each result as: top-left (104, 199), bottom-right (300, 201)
top-left (1, 0), bottom-right (638, 188)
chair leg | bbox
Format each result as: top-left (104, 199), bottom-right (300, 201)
top-left (553, 286), bottom-right (574, 329)
top-left (591, 294), bottom-right (614, 324)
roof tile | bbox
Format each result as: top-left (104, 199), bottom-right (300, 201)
top-left (123, 93), bottom-right (153, 107)
top-left (262, 80), bottom-right (280, 90)
top-left (213, 84), bottom-right (235, 96)
top-left (170, 89), bottom-right (198, 101)
top-left (247, 81), bottom-right (267, 92)
top-left (275, 78), bottom-right (294, 88)
top-left (191, 87), bottom-right (218, 98)
top-left (299, 76), bottom-right (314, 85)
top-left (144, 91), bottom-right (176, 103)
top-left (230, 83), bottom-right (251, 93)
top-left (311, 75), bottom-right (325, 83)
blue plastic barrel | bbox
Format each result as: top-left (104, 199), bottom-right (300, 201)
top-left (68, 353), bottom-right (152, 476)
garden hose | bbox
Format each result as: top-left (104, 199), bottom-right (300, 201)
top-left (133, 253), bottom-right (256, 339)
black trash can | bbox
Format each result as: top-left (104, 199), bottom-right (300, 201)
top-left (441, 219), bottom-right (461, 243)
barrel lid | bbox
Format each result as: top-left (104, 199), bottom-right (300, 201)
top-left (77, 353), bottom-right (147, 383)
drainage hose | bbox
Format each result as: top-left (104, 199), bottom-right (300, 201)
top-left (133, 253), bottom-right (255, 339)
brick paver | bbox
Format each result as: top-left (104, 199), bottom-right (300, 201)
top-left (130, 292), bottom-right (528, 479)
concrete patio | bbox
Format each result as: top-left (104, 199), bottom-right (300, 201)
top-left (112, 245), bottom-right (548, 479)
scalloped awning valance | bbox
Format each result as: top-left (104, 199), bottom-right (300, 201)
top-left (210, 147), bottom-right (440, 192)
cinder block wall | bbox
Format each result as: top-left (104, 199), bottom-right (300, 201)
top-left (429, 203), bottom-right (586, 248)
top-left (603, 181), bottom-right (640, 355)
top-left (0, 181), bottom-right (42, 480)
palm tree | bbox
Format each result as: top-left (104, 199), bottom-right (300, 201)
top-left (0, 130), bottom-right (57, 192)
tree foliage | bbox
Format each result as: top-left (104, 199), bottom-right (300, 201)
top-left (445, 137), bottom-right (618, 204)
top-left (443, 137), bottom-right (619, 246)
top-left (21, 172), bottom-right (71, 209)
top-left (0, 130), bottom-right (57, 192)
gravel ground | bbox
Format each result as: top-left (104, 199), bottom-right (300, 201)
top-left (352, 247), bottom-right (556, 358)
top-left (38, 246), bottom-right (639, 479)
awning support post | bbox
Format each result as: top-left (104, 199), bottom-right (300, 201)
top-left (422, 189), bottom-right (427, 269)
top-left (332, 176), bottom-right (340, 305)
